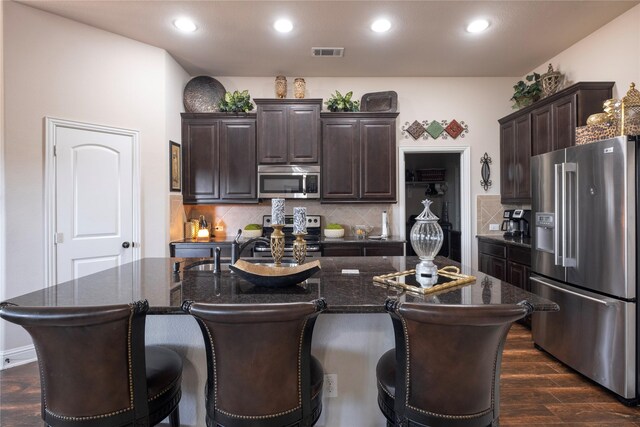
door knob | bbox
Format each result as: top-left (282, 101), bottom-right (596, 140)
top-left (122, 242), bottom-right (131, 249)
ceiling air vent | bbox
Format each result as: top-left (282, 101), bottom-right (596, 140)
top-left (312, 47), bottom-right (344, 57)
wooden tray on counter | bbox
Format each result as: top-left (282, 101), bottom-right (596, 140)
top-left (373, 266), bottom-right (476, 295)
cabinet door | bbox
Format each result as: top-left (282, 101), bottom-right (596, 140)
top-left (257, 105), bottom-right (287, 164)
top-left (552, 94), bottom-right (576, 151)
top-left (322, 120), bottom-right (359, 199)
top-left (531, 104), bottom-right (553, 156)
top-left (479, 253), bottom-right (507, 281)
top-left (500, 121), bottom-right (516, 202)
top-left (182, 120), bottom-right (219, 203)
top-left (288, 104), bottom-right (319, 163)
top-left (360, 119), bottom-right (396, 201)
top-left (322, 244), bottom-right (362, 257)
top-left (220, 119), bottom-right (257, 200)
top-left (508, 261), bottom-right (531, 291)
top-left (514, 114), bottom-right (531, 201)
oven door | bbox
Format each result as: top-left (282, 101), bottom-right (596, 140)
top-left (258, 165), bottom-right (320, 199)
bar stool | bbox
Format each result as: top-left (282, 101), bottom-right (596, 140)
top-left (376, 298), bottom-right (531, 427)
top-left (0, 300), bottom-right (182, 427)
top-left (182, 299), bottom-right (327, 427)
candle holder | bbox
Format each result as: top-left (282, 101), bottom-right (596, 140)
top-left (270, 224), bottom-right (285, 266)
top-left (293, 233), bottom-right (307, 265)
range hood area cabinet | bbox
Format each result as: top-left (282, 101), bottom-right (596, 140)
top-left (498, 81), bottom-right (613, 205)
top-left (321, 112), bottom-right (398, 202)
top-left (181, 113), bottom-right (257, 204)
top-left (255, 98), bottom-right (321, 164)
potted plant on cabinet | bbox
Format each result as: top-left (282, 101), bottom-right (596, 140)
top-left (218, 90), bottom-right (255, 113)
top-left (510, 72), bottom-right (541, 109)
top-left (325, 90), bottom-right (360, 112)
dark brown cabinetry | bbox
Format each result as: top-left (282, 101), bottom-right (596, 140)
top-left (255, 99), bottom-right (321, 164)
top-left (181, 113), bottom-right (257, 204)
top-left (500, 114), bottom-right (531, 204)
top-left (478, 237), bottom-right (531, 291)
top-left (322, 241), bottom-right (404, 257)
top-left (499, 82), bottom-right (613, 204)
top-left (321, 112), bottom-right (398, 202)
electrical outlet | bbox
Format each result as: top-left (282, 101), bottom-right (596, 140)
top-left (324, 374), bottom-right (338, 398)
top-left (489, 223), bottom-right (500, 231)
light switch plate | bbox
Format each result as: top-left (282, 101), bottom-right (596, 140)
top-left (489, 224), bottom-right (500, 231)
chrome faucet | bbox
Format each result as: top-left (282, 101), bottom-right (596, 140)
top-left (230, 229), bottom-right (270, 265)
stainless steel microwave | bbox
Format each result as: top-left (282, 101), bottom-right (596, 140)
top-left (258, 165), bottom-right (320, 199)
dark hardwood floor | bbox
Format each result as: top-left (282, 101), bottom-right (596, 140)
top-left (1, 324), bottom-right (639, 426)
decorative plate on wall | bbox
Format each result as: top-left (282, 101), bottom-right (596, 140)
top-left (360, 91), bottom-right (398, 112)
top-left (183, 76), bottom-right (226, 113)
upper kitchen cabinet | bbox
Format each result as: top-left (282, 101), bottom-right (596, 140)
top-left (498, 81), bottom-right (613, 204)
top-left (321, 112), bottom-right (398, 202)
top-left (255, 99), bottom-right (322, 164)
top-left (181, 113), bottom-right (257, 204)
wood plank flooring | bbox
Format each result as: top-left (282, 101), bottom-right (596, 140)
top-left (1, 324), bottom-right (639, 426)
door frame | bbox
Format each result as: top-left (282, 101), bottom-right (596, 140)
top-left (398, 145), bottom-right (471, 266)
top-left (44, 117), bottom-right (141, 288)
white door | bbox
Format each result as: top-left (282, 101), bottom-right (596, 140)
top-left (54, 124), bottom-right (136, 283)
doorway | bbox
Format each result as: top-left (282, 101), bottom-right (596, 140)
top-left (399, 146), bottom-right (471, 266)
top-left (44, 118), bottom-right (141, 286)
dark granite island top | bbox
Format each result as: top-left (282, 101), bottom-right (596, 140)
top-left (3, 256), bottom-right (558, 314)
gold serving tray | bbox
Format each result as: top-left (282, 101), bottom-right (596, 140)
top-left (373, 266), bottom-right (476, 295)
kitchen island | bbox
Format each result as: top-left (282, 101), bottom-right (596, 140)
top-left (2, 256), bottom-right (558, 427)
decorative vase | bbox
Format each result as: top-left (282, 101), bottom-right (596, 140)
top-left (275, 75), bottom-right (287, 99)
top-left (540, 64), bottom-right (563, 98)
top-left (293, 233), bottom-right (307, 265)
top-left (409, 199), bottom-right (443, 288)
top-left (270, 225), bottom-right (285, 266)
top-left (294, 78), bottom-right (306, 99)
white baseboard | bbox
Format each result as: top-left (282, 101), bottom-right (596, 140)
top-left (1, 344), bottom-right (36, 370)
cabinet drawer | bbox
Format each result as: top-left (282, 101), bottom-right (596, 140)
top-left (322, 244), bottom-right (362, 257)
top-left (508, 245), bottom-right (531, 266)
top-left (363, 243), bottom-right (404, 257)
top-left (478, 241), bottom-right (507, 259)
top-left (173, 248), bottom-right (212, 258)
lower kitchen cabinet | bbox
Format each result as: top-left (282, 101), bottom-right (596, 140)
top-left (322, 241), bottom-right (405, 257)
top-left (478, 236), bottom-right (532, 326)
top-left (170, 241), bottom-right (235, 258)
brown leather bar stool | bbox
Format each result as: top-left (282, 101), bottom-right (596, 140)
top-left (182, 299), bottom-right (327, 427)
top-left (376, 298), bottom-right (532, 427)
top-left (0, 300), bottom-right (182, 427)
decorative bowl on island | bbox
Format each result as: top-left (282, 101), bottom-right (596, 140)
top-left (229, 259), bottom-right (321, 288)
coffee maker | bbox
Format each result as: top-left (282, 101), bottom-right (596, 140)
top-left (511, 209), bottom-right (531, 238)
top-left (501, 210), bottom-right (518, 237)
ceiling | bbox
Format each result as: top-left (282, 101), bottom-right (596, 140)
top-left (16, 0), bottom-right (639, 77)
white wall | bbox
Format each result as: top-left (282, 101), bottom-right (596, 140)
top-left (0, 0), bottom-right (6, 354)
top-left (528, 3), bottom-right (640, 99)
top-left (2, 1), bottom-right (188, 352)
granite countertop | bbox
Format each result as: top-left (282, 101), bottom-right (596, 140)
top-left (3, 256), bottom-right (556, 315)
top-left (171, 237), bottom-right (237, 244)
top-left (477, 234), bottom-right (532, 249)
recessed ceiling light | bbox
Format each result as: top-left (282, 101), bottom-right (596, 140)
top-left (274, 19), bottom-right (293, 33)
top-left (466, 19), bottom-right (490, 33)
top-left (371, 18), bottom-right (391, 33)
top-left (174, 18), bottom-right (197, 32)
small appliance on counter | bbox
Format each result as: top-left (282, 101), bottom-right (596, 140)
top-left (511, 209), bottom-right (531, 238)
top-left (500, 210), bottom-right (517, 237)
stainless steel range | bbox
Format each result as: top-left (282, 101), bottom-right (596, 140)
top-left (252, 215), bottom-right (322, 259)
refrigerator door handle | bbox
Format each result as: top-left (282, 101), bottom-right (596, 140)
top-left (554, 163), bottom-right (563, 266)
top-left (562, 162), bottom-right (577, 268)
top-left (530, 276), bottom-right (609, 306)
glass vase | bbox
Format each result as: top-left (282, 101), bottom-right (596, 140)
top-left (410, 199), bottom-right (443, 287)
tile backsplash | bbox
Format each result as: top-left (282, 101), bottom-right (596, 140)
top-left (177, 200), bottom-right (394, 238)
top-left (476, 195), bottom-right (525, 235)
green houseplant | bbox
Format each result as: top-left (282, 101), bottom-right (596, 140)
top-left (218, 90), bottom-right (255, 113)
top-left (510, 72), bottom-right (542, 109)
top-left (325, 90), bottom-right (360, 112)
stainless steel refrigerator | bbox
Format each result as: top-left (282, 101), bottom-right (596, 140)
top-left (531, 135), bottom-right (639, 404)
